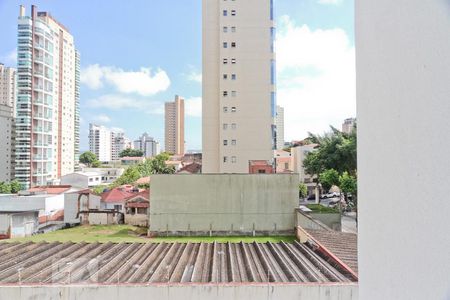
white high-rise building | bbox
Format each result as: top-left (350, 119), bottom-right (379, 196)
top-left (202, 0), bottom-right (276, 173)
top-left (134, 133), bottom-right (160, 158)
top-left (275, 105), bottom-right (284, 150)
top-left (15, 5), bottom-right (80, 188)
top-left (89, 124), bottom-right (111, 163)
top-left (111, 131), bottom-right (132, 161)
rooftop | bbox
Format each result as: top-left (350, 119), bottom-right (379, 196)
top-left (26, 185), bottom-right (72, 195)
top-left (0, 241), bottom-right (356, 284)
top-left (299, 227), bottom-right (358, 276)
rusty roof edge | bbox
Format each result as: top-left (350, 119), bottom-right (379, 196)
top-left (296, 226), bottom-right (359, 281)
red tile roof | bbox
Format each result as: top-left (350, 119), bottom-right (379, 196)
top-left (27, 185), bottom-right (72, 195)
top-left (136, 176), bottom-right (150, 185)
top-left (101, 188), bottom-right (135, 203)
top-left (177, 162), bottom-right (202, 174)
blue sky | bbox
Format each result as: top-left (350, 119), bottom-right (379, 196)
top-left (0, 0), bottom-right (355, 152)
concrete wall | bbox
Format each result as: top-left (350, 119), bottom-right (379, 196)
top-left (125, 214), bottom-right (148, 227)
top-left (296, 210), bottom-right (332, 231)
top-left (0, 284), bottom-right (358, 300)
top-left (0, 212), bottom-right (39, 238)
top-left (356, 1), bottom-right (450, 299)
top-left (309, 213), bottom-right (341, 231)
top-left (150, 174), bottom-right (298, 235)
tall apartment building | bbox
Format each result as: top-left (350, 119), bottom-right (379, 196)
top-left (275, 105), bottom-right (284, 150)
top-left (164, 95), bottom-right (184, 155)
top-left (15, 5), bottom-right (80, 188)
top-left (111, 131), bottom-right (132, 161)
top-left (342, 118), bottom-right (356, 134)
top-left (202, 0), bottom-right (276, 173)
top-left (134, 133), bottom-right (160, 158)
top-left (0, 64), bottom-right (16, 182)
top-left (0, 105), bottom-right (15, 183)
top-left (0, 64), bottom-right (16, 115)
top-left (89, 124), bottom-right (111, 163)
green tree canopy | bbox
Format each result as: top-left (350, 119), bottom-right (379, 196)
top-left (303, 126), bottom-right (357, 177)
top-left (79, 151), bottom-right (99, 167)
top-left (119, 148), bottom-right (144, 158)
top-left (319, 169), bottom-right (340, 192)
top-left (298, 183), bottom-right (308, 199)
top-left (0, 182), bottom-right (12, 194)
top-left (339, 171), bottom-right (357, 195)
top-left (10, 180), bottom-right (22, 193)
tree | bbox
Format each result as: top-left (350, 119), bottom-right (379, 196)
top-left (148, 153), bottom-right (175, 174)
top-left (339, 171), bottom-right (357, 209)
top-left (119, 148), bottom-right (144, 158)
top-left (10, 180), bottom-right (22, 193)
top-left (79, 151), bottom-right (99, 167)
top-left (319, 169), bottom-right (340, 193)
top-left (114, 166), bottom-right (141, 186)
top-left (0, 182), bottom-right (11, 194)
top-left (298, 183), bottom-right (308, 199)
top-left (303, 126), bottom-right (357, 177)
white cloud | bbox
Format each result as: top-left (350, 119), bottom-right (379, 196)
top-left (187, 71), bottom-right (202, 83)
top-left (93, 114), bottom-right (111, 123)
top-left (317, 0), bottom-right (343, 5)
top-left (86, 94), bottom-right (164, 114)
top-left (277, 16), bottom-right (356, 140)
top-left (81, 65), bottom-right (171, 96)
top-left (185, 97), bottom-right (202, 117)
top-left (0, 49), bottom-right (17, 66)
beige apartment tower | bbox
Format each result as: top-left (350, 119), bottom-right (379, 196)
top-left (202, 0), bottom-right (276, 173)
top-left (164, 95), bottom-right (185, 155)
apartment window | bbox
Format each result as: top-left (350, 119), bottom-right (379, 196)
top-left (223, 42), bottom-right (228, 48)
top-left (231, 91), bottom-right (237, 97)
top-left (231, 58), bottom-right (236, 64)
top-left (223, 74), bottom-right (228, 80)
top-left (232, 123), bottom-right (237, 129)
top-left (231, 42), bottom-right (236, 48)
top-left (231, 107), bottom-right (236, 112)
top-left (223, 156), bottom-right (228, 163)
top-left (223, 123), bottom-right (228, 130)
top-left (223, 91), bottom-right (228, 97)
top-left (223, 58), bottom-right (228, 64)
top-left (231, 156), bottom-right (237, 163)
top-left (231, 74), bottom-right (236, 80)
top-left (231, 10), bottom-right (236, 16)
top-left (232, 139), bottom-right (236, 145)
top-left (223, 26), bottom-right (228, 33)
top-left (223, 10), bottom-right (228, 16)
top-left (231, 26), bottom-right (236, 32)
top-left (223, 140), bottom-right (228, 146)
top-left (223, 107), bottom-right (228, 113)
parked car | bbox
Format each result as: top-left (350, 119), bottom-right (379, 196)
top-left (307, 194), bottom-right (316, 200)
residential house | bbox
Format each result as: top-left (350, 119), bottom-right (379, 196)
top-left (125, 191), bottom-right (150, 227)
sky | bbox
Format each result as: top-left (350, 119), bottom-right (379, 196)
top-left (0, 0), bottom-right (355, 152)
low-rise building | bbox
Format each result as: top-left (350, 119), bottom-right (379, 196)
top-left (274, 150), bottom-right (292, 173)
top-left (291, 144), bottom-right (318, 194)
top-left (60, 172), bottom-right (103, 188)
top-left (124, 191), bottom-right (149, 227)
top-left (248, 160), bottom-right (274, 174)
top-left (121, 157), bottom-right (145, 166)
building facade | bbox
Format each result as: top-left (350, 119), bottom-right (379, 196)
top-left (342, 118), bottom-right (356, 134)
top-left (276, 105), bottom-right (284, 150)
top-left (164, 95), bottom-right (184, 155)
top-left (89, 124), bottom-right (111, 162)
top-left (202, 0), bottom-right (276, 173)
top-left (134, 133), bottom-right (160, 158)
top-left (111, 131), bottom-right (131, 161)
top-left (15, 5), bottom-right (80, 188)
top-left (0, 105), bottom-right (15, 182)
top-left (0, 64), bottom-right (16, 116)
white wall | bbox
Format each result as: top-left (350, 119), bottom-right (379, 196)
top-left (356, 1), bottom-right (450, 299)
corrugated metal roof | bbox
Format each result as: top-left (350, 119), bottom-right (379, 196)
top-left (0, 241), bottom-right (356, 284)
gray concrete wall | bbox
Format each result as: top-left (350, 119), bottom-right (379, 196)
top-left (356, 1), bottom-right (450, 299)
top-left (125, 214), bottom-right (148, 227)
top-left (0, 283), bottom-right (358, 300)
top-left (309, 213), bottom-right (341, 231)
top-left (150, 174), bottom-right (298, 235)
top-left (296, 210), bottom-right (331, 231)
